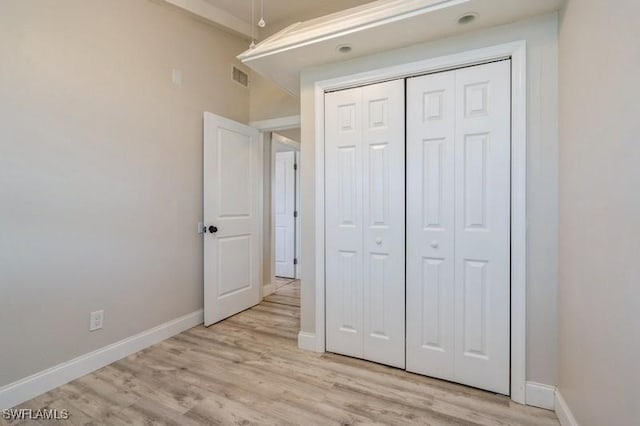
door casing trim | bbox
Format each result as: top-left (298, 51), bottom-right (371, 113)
top-left (309, 41), bottom-right (527, 404)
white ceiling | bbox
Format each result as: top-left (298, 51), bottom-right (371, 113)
top-left (203, 0), bottom-right (375, 28)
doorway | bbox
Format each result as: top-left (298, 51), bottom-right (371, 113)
top-left (259, 129), bottom-right (302, 297)
top-left (202, 113), bottom-right (304, 326)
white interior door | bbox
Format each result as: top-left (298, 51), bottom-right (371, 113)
top-left (274, 151), bottom-right (296, 278)
top-left (203, 112), bottom-right (261, 326)
top-left (325, 79), bottom-right (405, 368)
top-left (406, 69), bottom-right (456, 381)
top-left (406, 60), bottom-right (511, 394)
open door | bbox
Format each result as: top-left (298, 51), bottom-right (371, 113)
top-left (203, 112), bottom-right (261, 326)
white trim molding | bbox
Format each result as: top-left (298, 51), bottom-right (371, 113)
top-left (310, 41), bottom-right (528, 404)
top-left (555, 390), bottom-right (580, 426)
top-left (272, 132), bottom-right (301, 149)
top-left (525, 382), bottom-right (556, 410)
top-left (297, 331), bottom-right (321, 352)
top-left (0, 310), bottom-right (203, 410)
top-left (250, 115), bottom-right (301, 132)
top-left (263, 283), bottom-right (277, 297)
top-left (239, 0), bottom-right (467, 62)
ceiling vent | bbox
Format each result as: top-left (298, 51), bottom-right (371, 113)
top-left (232, 66), bottom-right (249, 88)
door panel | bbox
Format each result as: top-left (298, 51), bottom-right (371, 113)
top-left (454, 61), bottom-right (510, 394)
top-left (274, 151), bottom-right (296, 278)
top-left (325, 87), bottom-right (364, 358)
top-left (218, 129), bottom-right (251, 216)
top-left (407, 60), bottom-right (510, 394)
top-left (204, 112), bottom-right (261, 326)
top-left (325, 80), bottom-right (405, 367)
top-left (362, 80), bottom-right (405, 368)
top-left (217, 236), bottom-right (251, 296)
top-left (407, 70), bottom-right (456, 380)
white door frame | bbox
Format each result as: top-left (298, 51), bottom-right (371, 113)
top-left (312, 41), bottom-right (527, 404)
top-left (249, 121), bottom-right (302, 296)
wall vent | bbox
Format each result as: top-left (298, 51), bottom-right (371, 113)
top-left (232, 66), bottom-right (249, 88)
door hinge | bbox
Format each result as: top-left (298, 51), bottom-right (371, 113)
top-left (293, 258), bottom-right (298, 265)
top-left (294, 211), bottom-right (298, 218)
top-left (294, 163), bottom-right (298, 170)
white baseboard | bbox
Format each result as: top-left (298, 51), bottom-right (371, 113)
top-left (297, 331), bottom-right (321, 352)
top-left (0, 310), bottom-right (203, 410)
top-left (555, 390), bottom-right (579, 426)
top-left (263, 283), bottom-right (276, 297)
top-left (525, 381), bottom-right (556, 410)
top-left (275, 279), bottom-right (296, 289)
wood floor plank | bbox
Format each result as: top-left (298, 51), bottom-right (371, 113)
top-left (185, 394), bottom-right (290, 426)
top-left (113, 397), bottom-right (201, 426)
top-left (9, 280), bottom-right (558, 425)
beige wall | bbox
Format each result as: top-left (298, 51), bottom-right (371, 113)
top-left (0, 0), bottom-right (249, 387)
top-left (300, 13), bottom-right (559, 385)
top-left (250, 72), bottom-right (300, 122)
top-left (558, 0), bottom-right (640, 424)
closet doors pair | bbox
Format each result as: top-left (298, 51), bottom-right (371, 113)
top-left (325, 60), bottom-right (511, 395)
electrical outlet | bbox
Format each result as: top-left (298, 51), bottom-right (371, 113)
top-left (89, 310), bottom-right (104, 332)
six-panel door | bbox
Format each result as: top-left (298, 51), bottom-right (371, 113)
top-left (325, 80), bottom-right (406, 368)
top-left (406, 60), bottom-right (511, 395)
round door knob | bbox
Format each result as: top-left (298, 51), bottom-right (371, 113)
top-left (375, 238), bottom-right (383, 245)
top-left (430, 241), bottom-right (439, 248)
top-left (208, 226), bottom-right (218, 234)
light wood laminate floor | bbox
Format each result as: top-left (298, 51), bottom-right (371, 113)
top-left (274, 276), bottom-right (297, 289)
top-left (6, 281), bottom-right (558, 425)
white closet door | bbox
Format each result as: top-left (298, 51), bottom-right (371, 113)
top-left (325, 80), bottom-right (405, 367)
top-left (274, 150), bottom-right (296, 278)
top-left (362, 80), bottom-right (405, 368)
top-left (325, 86), bottom-right (364, 358)
top-left (406, 60), bottom-right (511, 394)
top-left (406, 70), bottom-right (456, 380)
top-left (454, 61), bottom-right (510, 394)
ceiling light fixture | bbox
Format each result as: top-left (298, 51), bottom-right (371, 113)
top-left (258, 0), bottom-right (266, 28)
top-left (457, 12), bottom-right (478, 25)
top-left (337, 44), bottom-right (352, 54)
top-left (249, 0), bottom-right (256, 48)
